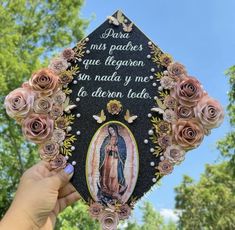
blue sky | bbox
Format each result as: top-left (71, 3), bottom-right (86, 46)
top-left (80, 0), bottom-right (234, 222)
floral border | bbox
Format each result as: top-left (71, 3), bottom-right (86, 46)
top-left (148, 43), bottom-right (224, 180)
top-left (4, 38), bottom-right (88, 169)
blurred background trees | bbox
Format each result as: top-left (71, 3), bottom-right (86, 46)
top-left (0, 0), bottom-right (234, 229)
top-left (175, 66), bottom-right (235, 230)
top-left (0, 0), bottom-right (87, 217)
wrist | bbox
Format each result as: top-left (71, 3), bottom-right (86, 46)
top-left (0, 202), bottom-right (39, 230)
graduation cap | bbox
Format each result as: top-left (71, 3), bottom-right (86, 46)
top-left (4, 10), bottom-right (224, 229)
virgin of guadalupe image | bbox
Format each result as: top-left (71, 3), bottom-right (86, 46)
top-left (97, 124), bottom-right (128, 204)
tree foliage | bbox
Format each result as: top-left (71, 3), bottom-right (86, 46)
top-left (123, 202), bottom-right (176, 230)
top-left (175, 66), bottom-right (235, 229)
top-left (0, 0), bottom-right (87, 217)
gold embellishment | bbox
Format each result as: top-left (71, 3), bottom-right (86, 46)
top-left (61, 135), bottom-right (77, 156)
top-left (93, 109), bottom-right (106, 124)
top-left (107, 11), bottom-right (133, 33)
top-left (124, 109), bottom-right (138, 123)
top-left (148, 43), bottom-right (173, 68)
top-left (106, 99), bottom-right (122, 115)
top-left (74, 39), bottom-right (87, 58)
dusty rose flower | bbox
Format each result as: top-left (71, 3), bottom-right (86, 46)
top-left (107, 100), bottom-right (122, 115)
top-left (34, 96), bottom-right (53, 114)
top-left (118, 204), bottom-right (131, 220)
top-left (55, 117), bottom-right (68, 129)
top-left (158, 134), bottom-right (172, 149)
top-left (164, 96), bottom-right (177, 109)
top-left (53, 90), bottom-right (66, 104)
top-left (61, 48), bottom-right (75, 61)
top-left (171, 76), bottom-right (204, 107)
top-left (172, 119), bottom-right (204, 150)
top-left (59, 72), bottom-right (74, 84)
top-left (157, 159), bottom-right (173, 175)
top-left (160, 76), bottom-right (176, 89)
top-left (159, 53), bottom-right (173, 67)
top-left (52, 129), bottom-right (66, 144)
top-left (99, 210), bottom-right (119, 230)
top-left (22, 113), bottom-right (54, 144)
top-left (4, 88), bottom-right (34, 120)
top-left (167, 62), bottom-right (187, 78)
top-left (49, 57), bottom-right (68, 74)
top-left (89, 202), bottom-right (103, 219)
top-left (21, 81), bottom-right (31, 90)
top-left (29, 68), bottom-right (60, 96)
top-left (176, 105), bottom-right (194, 119)
top-left (163, 109), bottom-right (177, 123)
top-left (50, 105), bottom-right (63, 118)
top-left (50, 154), bottom-right (67, 169)
top-left (194, 96), bottom-right (224, 130)
top-left (154, 121), bottom-right (171, 134)
top-left (39, 141), bottom-right (60, 161)
top-left (163, 145), bottom-right (185, 164)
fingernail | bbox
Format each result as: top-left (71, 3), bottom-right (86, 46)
top-left (64, 163), bottom-right (74, 174)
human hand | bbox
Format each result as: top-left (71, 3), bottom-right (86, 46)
top-left (0, 161), bottom-right (80, 230)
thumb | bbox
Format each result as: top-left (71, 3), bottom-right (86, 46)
top-left (48, 163), bottom-right (74, 190)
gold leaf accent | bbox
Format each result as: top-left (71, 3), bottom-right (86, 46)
top-left (61, 135), bottom-right (77, 156)
top-left (159, 90), bottom-right (169, 98)
top-left (74, 39), bottom-right (87, 58)
top-left (63, 88), bottom-right (73, 95)
top-left (155, 72), bottom-right (164, 79)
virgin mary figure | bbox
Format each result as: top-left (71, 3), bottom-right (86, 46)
top-left (98, 124), bottom-right (127, 202)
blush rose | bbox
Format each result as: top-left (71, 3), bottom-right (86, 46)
top-left (4, 88), bottom-right (35, 121)
top-left (22, 113), bottom-right (54, 144)
top-left (29, 68), bottom-right (60, 96)
top-left (194, 96), bottom-right (224, 130)
top-left (171, 76), bottom-right (204, 107)
top-left (172, 119), bottom-right (204, 150)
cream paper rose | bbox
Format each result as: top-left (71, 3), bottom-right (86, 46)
top-left (194, 96), bottom-right (224, 130)
top-left (22, 113), bottom-right (54, 144)
top-left (4, 88), bottom-right (35, 121)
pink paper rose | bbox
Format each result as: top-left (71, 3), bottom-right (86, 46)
top-left (61, 48), bottom-right (75, 61)
top-left (39, 141), bottom-right (60, 161)
top-left (171, 76), bottom-right (204, 107)
top-left (49, 154), bottom-right (67, 169)
top-left (34, 96), bottom-right (53, 114)
top-left (157, 159), bottom-right (173, 175)
top-left (194, 96), bottom-right (224, 130)
top-left (53, 90), bottom-right (66, 104)
top-left (29, 68), bottom-right (60, 96)
top-left (172, 119), bottom-right (204, 150)
top-left (89, 202), bottom-right (103, 219)
top-left (22, 113), bottom-right (54, 144)
top-left (175, 105), bottom-right (194, 119)
top-left (118, 204), bottom-right (131, 220)
top-left (48, 57), bottom-right (69, 74)
top-left (4, 88), bottom-right (34, 120)
top-left (99, 210), bottom-right (119, 230)
top-left (158, 134), bottom-right (172, 149)
top-left (167, 62), bottom-right (187, 78)
top-left (163, 145), bottom-right (185, 164)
